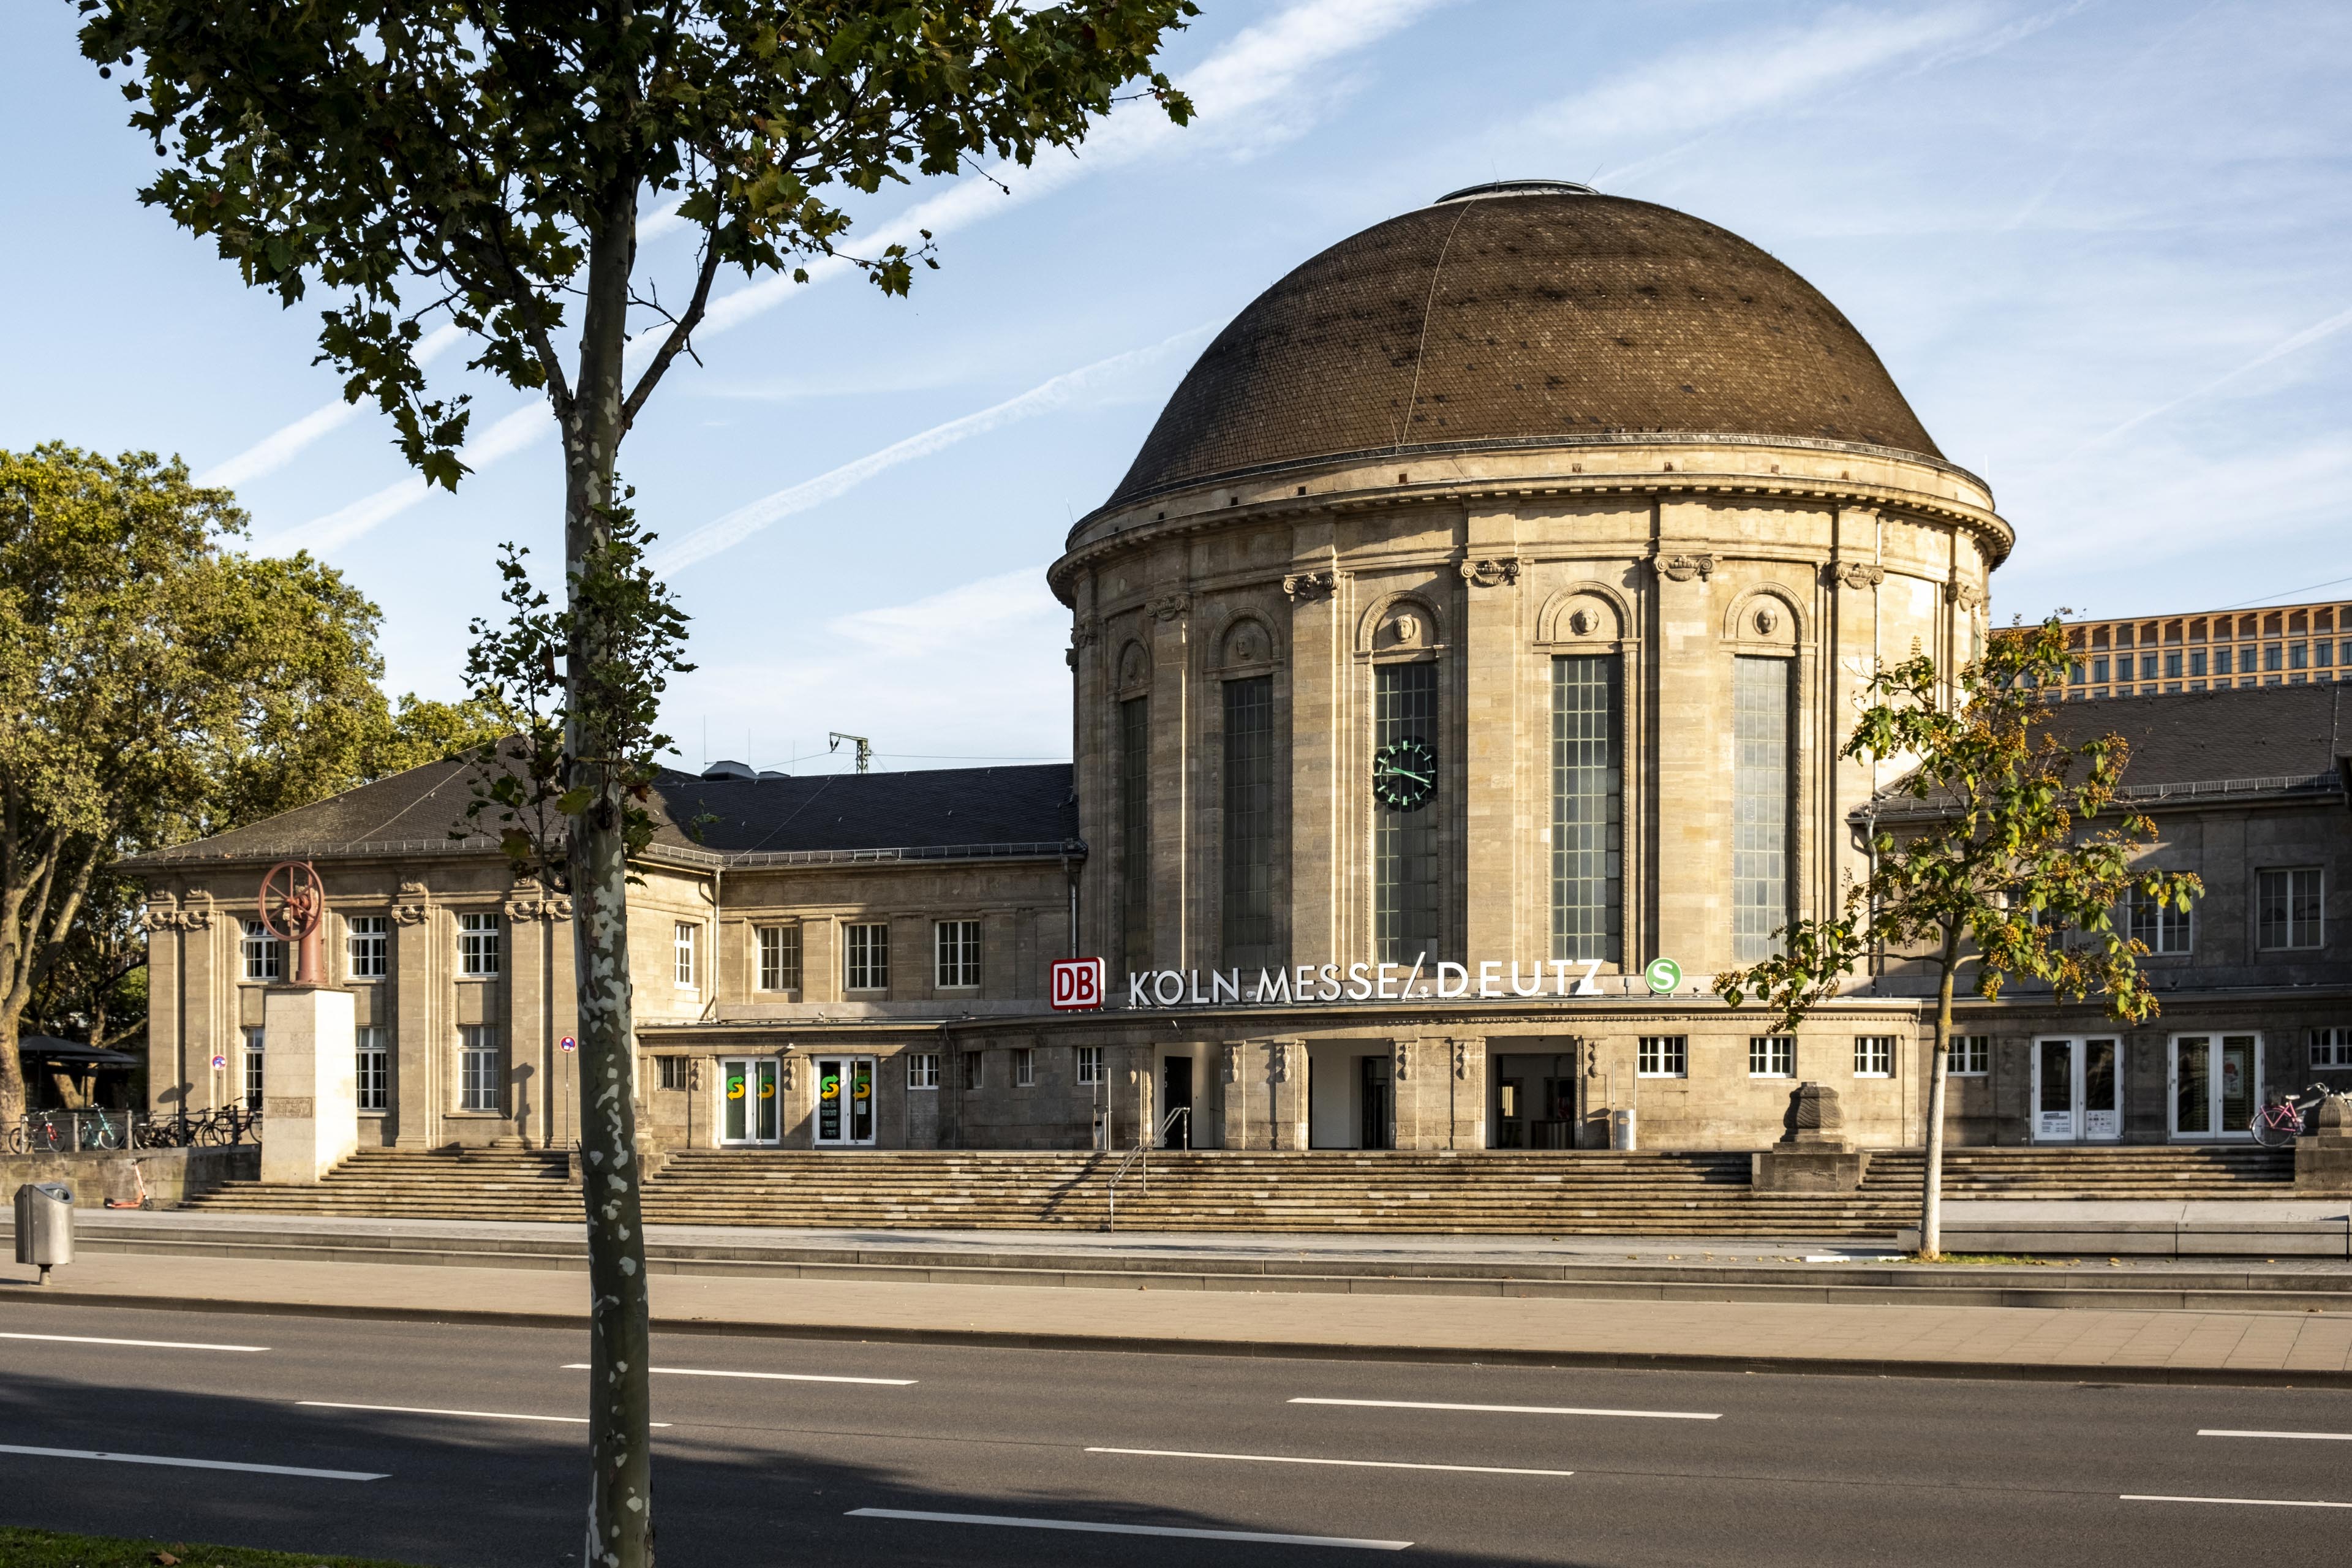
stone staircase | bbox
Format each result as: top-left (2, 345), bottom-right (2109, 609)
top-left (177, 1142), bottom-right (2300, 1235)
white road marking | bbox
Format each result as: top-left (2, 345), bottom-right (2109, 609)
top-left (2199, 1428), bottom-right (2352, 1442)
top-left (0, 1330), bottom-right (266, 1353)
top-left (848, 1507), bottom-right (1410, 1550)
top-left (298, 1401), bottom-right (671, 1428)
top-left (1291, 1396), bottom-right (1719, 1420)
top-left (560, 1362), bottom-right (914, 1386)
top-left (1090, 1445), bottom-right (1574, 1477)
top-left (2124, 1494), bottom-right (2352, 1509)
top-left (0, 1443), bottom-right (382, 1481)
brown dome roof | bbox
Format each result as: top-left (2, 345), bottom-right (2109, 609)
top-left (1106, 184), bottom-right (1941, 509)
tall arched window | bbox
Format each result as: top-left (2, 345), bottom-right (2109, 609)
top-left (1551, 654), bottom-right (1621, 963)
top-left (1373, 660), bottom-right (1439, 967)
top-left (1732, 654), bottom-right (1795, 961)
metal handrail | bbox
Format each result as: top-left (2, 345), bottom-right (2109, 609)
top-left (1105, 1107), bottom-right (1190, 1231)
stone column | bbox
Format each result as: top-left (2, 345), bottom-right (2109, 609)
top-left (390, 882), bottom-right (436, 1148)
top-left (1147, 587), bottom-right (1192, 970)
top-left (1284, 535), bottom-right (1343, 963)
top-left (1448, 1036), bottom-right (1487, 1150)
top-left (1648, 535), bottom-right (1722, 976)
top-left (1388, 1036), bottom-right (1425, 1148)
top-left (1219, 1041), bottom-right (1254, 1151)
top-left (1267, 1038), bottom-right (1308, 1150)
top-left (505, 892), bottom-right (547, 1147)
top-left (260, 984), bottom-right (358, 1183)
top-left (1460, 519), bottom-right (1526, 963)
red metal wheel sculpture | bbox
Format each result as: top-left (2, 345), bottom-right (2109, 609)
top-left (258, 859), bottom-right (328, 986)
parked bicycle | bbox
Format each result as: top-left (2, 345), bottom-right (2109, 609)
top-left (2252, 1082), bottom-right (2340, 1148)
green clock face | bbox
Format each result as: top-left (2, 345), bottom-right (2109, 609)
top-left (1373, 737), bottom-right (1438, 812)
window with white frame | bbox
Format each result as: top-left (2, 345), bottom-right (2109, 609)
top-left (673, 921), bottom-right (699, 989)
top-left (845, 922), bottom-right (889, 990)
top-left (241, 1026), bottom-right (265, 1108)
top-left (1014, 1047), bottom-right (1035, 1087)
top-left (907, 1052), bottom-right (940, 1090)
top-left (1637, 1036), bottom-right (1687, 1078)
top-left (935, 919), bottom-right (982, 989)
top-left (459, 1024), bottom-right (502, 1111)
top-left (1748, 1036), bottom-right (1793, 1078)
top-left (241, 920), bottom-right (282, 982)
top-left (2313, 1028), bottom-right (2352, 1069)
top-left (1949, 1035), bottom-right (1991, 1077)
top-left (347, 914), bottom-right (388, 979)
top-left (657, 1057), bottom-right (688, 1091)
top-left (756, 925), bottom-right (801, 992)
top-left (355, 1026), bottom-right (388, 1111)
top-left (1855, 1036), bottom-right (1895, 1077)
top-left (1076, 1046), bottom-right (1104, 1085)
top-left (962, 1051), bottom-right (982, 1091)
top-left (2127, 887), bottom-right (2193, 956)
top-left (458, 911), bottom-right (501, 976)
top-left (2258, 868), bottom-right (2325, 951)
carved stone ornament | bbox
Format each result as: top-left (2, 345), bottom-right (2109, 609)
top-left (1222, 1042), bottom-right (1242, 1084)
top-left (1070, 614), bottom-right (1103, 649)
top-left (1658, 552), bottom-right (1717, 583)
top-left (1147, 592), bottom-right (1190, 622)
top-left (1391, 1039), bottom-right (1412, 1082)
top-left (1270, 1040), bottom-right (1294, 1082)
top-left (392, 881), bottom-right (432, 926)
top-left (1452, 1039), bottom-right (1475, 1080)
top-left (1392, 611), bottom-right (1422, 644)
top-left (1459, 556), bottom-right (1521, 589)
top-left (1281, 570), bottom-right (1336, 602)
top-left (146, 894), bottom-right (215, 932)
top-left (505, 881), bottom-right (574, 922)
top-left (1567, 608), bottom-right (1598, 637)
top-left (1753, 605), bottom-right (1781, 636)
top-left (1833, 561), bottom-right (1887, 590)
top-left (1944, 580), bottom-right (1986, 609)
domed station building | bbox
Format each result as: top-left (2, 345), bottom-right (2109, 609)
top-left (126, 183), bottom-right (2349, 1229)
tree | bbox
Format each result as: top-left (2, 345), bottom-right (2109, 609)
top-left (1713, 617), bottom-right (2201, 1259)
top-left (0, 442), bottom-right (393, 1129)
top-left (77, 6), bottom-right (1198, 1561)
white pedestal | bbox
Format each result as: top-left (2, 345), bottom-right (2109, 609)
top-left (261, 986), bottom-right (358, 1185)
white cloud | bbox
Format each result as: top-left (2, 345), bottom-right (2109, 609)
top-left (648, 326), bottom-right (1211, 576)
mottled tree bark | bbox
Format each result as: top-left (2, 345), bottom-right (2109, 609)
top-left (1920, 927), bottom-right (1961, 1261)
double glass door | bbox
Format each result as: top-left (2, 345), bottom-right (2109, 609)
top-left (2032, 1038), bottom-right (2120, 1142)
top-left (720, 1057), bottom-right (779, 1146)
top-left (2170, 1035), bottom-right (2259, 1140)
top-left (814, 1056), bottom-right (875, 1147)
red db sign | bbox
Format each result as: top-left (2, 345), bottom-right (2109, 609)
top-left (1050, 957), bottom-right (1106, 1011)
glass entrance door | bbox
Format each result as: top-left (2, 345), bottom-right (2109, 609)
top-left (2171, 1035), bottom-right (2260, 1140)
top-left (2031, 1038), bottom-right (2120, 1142)
top-left (718, 1057), bottom-right (779, 1145)
top-left (813, 1056), bottom-right (876, 1147)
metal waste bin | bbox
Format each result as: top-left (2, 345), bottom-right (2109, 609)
top-left (1610, 1107), bottom-right (1638, 1151)
top-left (14, 1181), bottom-right (74, 1283)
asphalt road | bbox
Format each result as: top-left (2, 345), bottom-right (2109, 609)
top-left (3, 1298), bottom-right (2351, 1566)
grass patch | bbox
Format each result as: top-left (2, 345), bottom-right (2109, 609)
top-left (0, 1527), bottom-right (424, 1568)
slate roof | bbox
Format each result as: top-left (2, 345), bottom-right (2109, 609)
top-left (121, 758), bottom-right (1081, 869)
top-left (1102, 184), bottom-right (1943, 514)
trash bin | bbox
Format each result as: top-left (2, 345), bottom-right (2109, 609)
top-left (13, 1181), bottom-right (74, 1283)
top-left (1610, 1107), bottom-right (1637, 1151)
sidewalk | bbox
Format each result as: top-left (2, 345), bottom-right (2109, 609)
top-left (8, 1230), bottom-right (2352, 1389)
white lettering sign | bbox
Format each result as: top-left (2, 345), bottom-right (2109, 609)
top-left (1118, 956), bottom-right (1644, 1008)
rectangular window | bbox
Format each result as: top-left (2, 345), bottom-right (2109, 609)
top-left (756, 925), bottom-right (802, 992)
top-left (2312, 1028), bottom-right (2352, 1069)
top-left (1948, 1035), bottom-right (1991, 1076)
top-left (458, 911), bottom-right (500, 977)
top-left (2189, 650), bottom-right (2207, 677)
top-left (1732, 656), bottom-right (1794, 962)
top-left (2128, 886), bottom-right (2193, 955)
top-left (1076, 1046), bottom-right (1104, 1085)
top-left (347, 915), bottom-right (387, 980)
top-left (355, 1026), bottom-right (388, 1111)
top-left (241, 920), bottom-right (283, 983)
top-left (2264, 643), bottom-right (2283, 671)
top-left (935, 919), bottom-right (982, 989)
top-left (1374, 660), bottom-right (1440, 968)
top-left (1119, 695), bottom-right (1152, 972)
top-left (2290, 642), bottom-right (2310, 670)
top-left (2320, 641), bottom-right (2335, 668)
top-left (845, 922), bottom-right (890, 990)
top-left (2214, 646), bottom-right (2233, 676)
top-left (241, 1026), bottom-right (265, 1108)
top-left (2164, 651), bottom-right (2182, 679)
top-left (907, 1052), bottom-right (940, 1090)
top-left (1014, 1047), bottom-right (1035, 1088)
top-left (962, 1052), bottom-right (982, 1092)
top-left (2257, 868), bottom-right (2324, 950)
top-left (459, 1024), bottom-right (502, 1111)
top-left (2067, 660), bottom-right (2084, 687)
top-left (2091, 655), bottom-right (2110, 682)
top-left (673, 921), bottom-right (699, 989)
top-left (1551, 654), bottom-right (1623, 964)
top-left (658, 1055), bottom-right (687, 1091)
top-left (1748, 1036), bottom-right (1793, 1078)
top-left (2140, 654), bottom-right (2158, 680)
top-left (1221, 675), bottom-right (1277, 970)
top-left (1855, 1036), bottom-right (1895, 1077)
top-left (1637, 1035), bottom-right (1687, 1078)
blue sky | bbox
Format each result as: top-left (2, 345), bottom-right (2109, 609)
top-left (4, 1), bottom-right (2347, 775)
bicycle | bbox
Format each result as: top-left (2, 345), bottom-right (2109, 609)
top-left (2252, 1082), bottom-right (2339, 1148)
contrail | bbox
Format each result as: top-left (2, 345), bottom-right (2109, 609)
top-left (648, 326), bottom-right (1213, 576)
top-left (2081, 302), bottom-right (2352, 450)
top-left (249, 0), bottom-right (1450, 551)
top-left (197, 323), bottom-right (467, 488)
top-left (251, 404), bottom-right (552, 557)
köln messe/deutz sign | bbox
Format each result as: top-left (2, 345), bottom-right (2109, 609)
top-left (1050, 956), bottom-right (1688, 1011)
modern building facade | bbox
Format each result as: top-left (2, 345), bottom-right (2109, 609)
top-left (2058, 600), bottom-right (2352, 701)
top-left (127, 182), bottom-right (2352, 1160)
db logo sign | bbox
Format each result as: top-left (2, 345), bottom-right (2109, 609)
top-left (1050, 957), bottom-right (1106, 1011)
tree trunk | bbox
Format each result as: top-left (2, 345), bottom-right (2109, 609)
top-left (1920, 930), bottom-right (1960, 1261)
top-left (0, 1011), bottom-right (23, 1130)
top-left (567, 172), bottom-right (655, 1568)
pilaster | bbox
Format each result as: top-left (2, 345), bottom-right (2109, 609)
top-left (391, 881), bottom-right (436, 1147)
top-left (1147, 587), bottom-right (1192, 970)
top-left (1460, 511), bottom-right (1525, 961)
top-left (1284, 526), bottom-right (1342, 966)
top-left (1649, 526), bottom-right (1722, 976)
